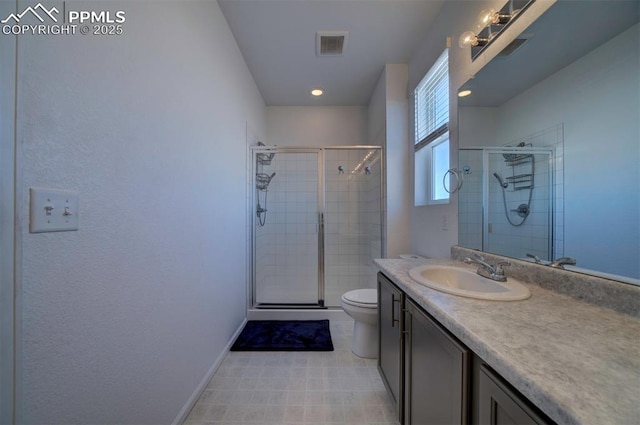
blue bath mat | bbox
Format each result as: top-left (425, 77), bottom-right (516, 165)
top-left (230, 320), bottom-right (333, 351)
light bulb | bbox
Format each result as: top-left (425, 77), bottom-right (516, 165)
top-left (459, 31), bottom-right (489, 48)
top-left (311, 88), bottom-right (323, 96)
top-left (458, 89), bottom-right (472, 98)
top-left (458, 31), bottom-right (477, 48)
top-left (478, 8), bottom-right (498, 28)
top-left (479, 7), bottom-right (511, 27)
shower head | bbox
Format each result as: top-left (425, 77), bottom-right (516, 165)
top-left (493, 172), bottom-right (508, 188)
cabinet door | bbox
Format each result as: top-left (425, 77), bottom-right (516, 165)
top-left (378, 273), bottom-right (403, 421)
top-left (478, 365), bottom-right (551, 425)
top-left (404, 299), bottom-right (469, 425)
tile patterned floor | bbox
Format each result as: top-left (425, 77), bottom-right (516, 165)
top-left (184, 320), bottom-right (399, 425)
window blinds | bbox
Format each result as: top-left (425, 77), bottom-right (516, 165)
top-left (414, 49), bottom-right (449, 151)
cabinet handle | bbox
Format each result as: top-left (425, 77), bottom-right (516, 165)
top-left (391, 294), bottom-right (400, 327)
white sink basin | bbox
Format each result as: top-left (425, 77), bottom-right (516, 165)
top-left (408, 265), bottom-right (531, 301)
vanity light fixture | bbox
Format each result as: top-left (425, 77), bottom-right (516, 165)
top-left (311, 88), bottom-right (324, 96)
top-left (459, 0), bottom-right (535, 60)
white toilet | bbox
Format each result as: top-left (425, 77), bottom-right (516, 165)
top-left (340, 288), bottom-right (378, 359)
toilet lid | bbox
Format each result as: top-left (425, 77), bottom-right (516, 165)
top-left (342, 289), bottom-right (377, 307)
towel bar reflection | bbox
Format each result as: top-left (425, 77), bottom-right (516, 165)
top-left (443, 168), bottom-right (464, 194)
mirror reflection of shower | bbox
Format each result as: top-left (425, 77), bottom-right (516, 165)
top-left (493, 142), bottom-right (535, 227)
top-left (255, 142), bottom-right (276, 227)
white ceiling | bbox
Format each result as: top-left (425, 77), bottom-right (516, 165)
top-left (218, 0), bottom-right (446, 106)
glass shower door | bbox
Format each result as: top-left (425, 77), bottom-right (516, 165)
top-left (253, 149), bottom-right (322, 306)
top-left (323, 148), bottom-right (383, 307)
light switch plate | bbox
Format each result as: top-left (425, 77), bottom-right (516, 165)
top-left (29, 188), bottom-right (79, 233)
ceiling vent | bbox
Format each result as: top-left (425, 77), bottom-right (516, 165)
top-left (496, 34), bottom-right (533, 58)
top-left (316, 31), bottom-right (348, 56)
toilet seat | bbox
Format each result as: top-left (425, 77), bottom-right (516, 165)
top-left (341, 289), bottom-right (377, 308)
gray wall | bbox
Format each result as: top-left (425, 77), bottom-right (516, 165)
top-left (266, 106), bottom-right (368, 147)
top-left (16, 1), bottom-right (265, 423)
top-left (368, 64), bottom-right (411, 258)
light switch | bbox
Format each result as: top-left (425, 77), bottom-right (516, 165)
top-left (29, 188), bottom-right (79, 233)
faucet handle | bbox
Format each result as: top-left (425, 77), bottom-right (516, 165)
top-left (494, 261), bottom-right (511, 276)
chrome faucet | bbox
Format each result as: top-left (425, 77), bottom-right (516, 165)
top-left (549, 256), bottom-right (576, 269)
top-left (464, 255), bottom-right (511, 282)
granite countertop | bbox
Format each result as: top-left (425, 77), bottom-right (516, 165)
top-left (374, 258), bottom-right (640, 425)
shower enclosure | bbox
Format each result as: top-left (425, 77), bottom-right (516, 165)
top-left (251, 146), bottom-right (384, 309)
top-left (458, 146), bottom-right (557, 261)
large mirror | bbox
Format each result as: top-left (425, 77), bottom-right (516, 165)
top-left (457, 0), bottom-right (639, 285)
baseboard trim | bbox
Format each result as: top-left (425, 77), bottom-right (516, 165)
top-left (172, 317), bottom-right (248, 425)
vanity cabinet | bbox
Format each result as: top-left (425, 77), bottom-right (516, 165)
top-left (378, 273), bottom-right (404, 422)
top-left (377, 272), bottom-right (555, 425)
top-left (403, 298), bottom-right (470, 425)
top-left (476, 363), bottom-right (551, 425)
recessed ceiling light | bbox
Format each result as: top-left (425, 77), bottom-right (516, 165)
top-left (458, 89), bottom-right (472, 97)
top-left (311, 88), bottom-right (323, 96)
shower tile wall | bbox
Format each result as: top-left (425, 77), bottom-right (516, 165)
top-left (324, 149), bottom-right (382, 307)
top-left (255, 152), bottom-right (319, 304)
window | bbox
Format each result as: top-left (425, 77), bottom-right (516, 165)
top-left (414, 49), bottom-right (449, 206)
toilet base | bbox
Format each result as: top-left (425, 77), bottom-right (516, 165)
top-left (351, 320), bottom-right (378, 359)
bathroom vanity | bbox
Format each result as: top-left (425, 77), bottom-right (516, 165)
top-left (376, 253), bottom-right (640, 425)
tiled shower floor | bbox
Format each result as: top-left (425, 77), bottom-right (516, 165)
top-left (184, 320), bottom-right (399, 425)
